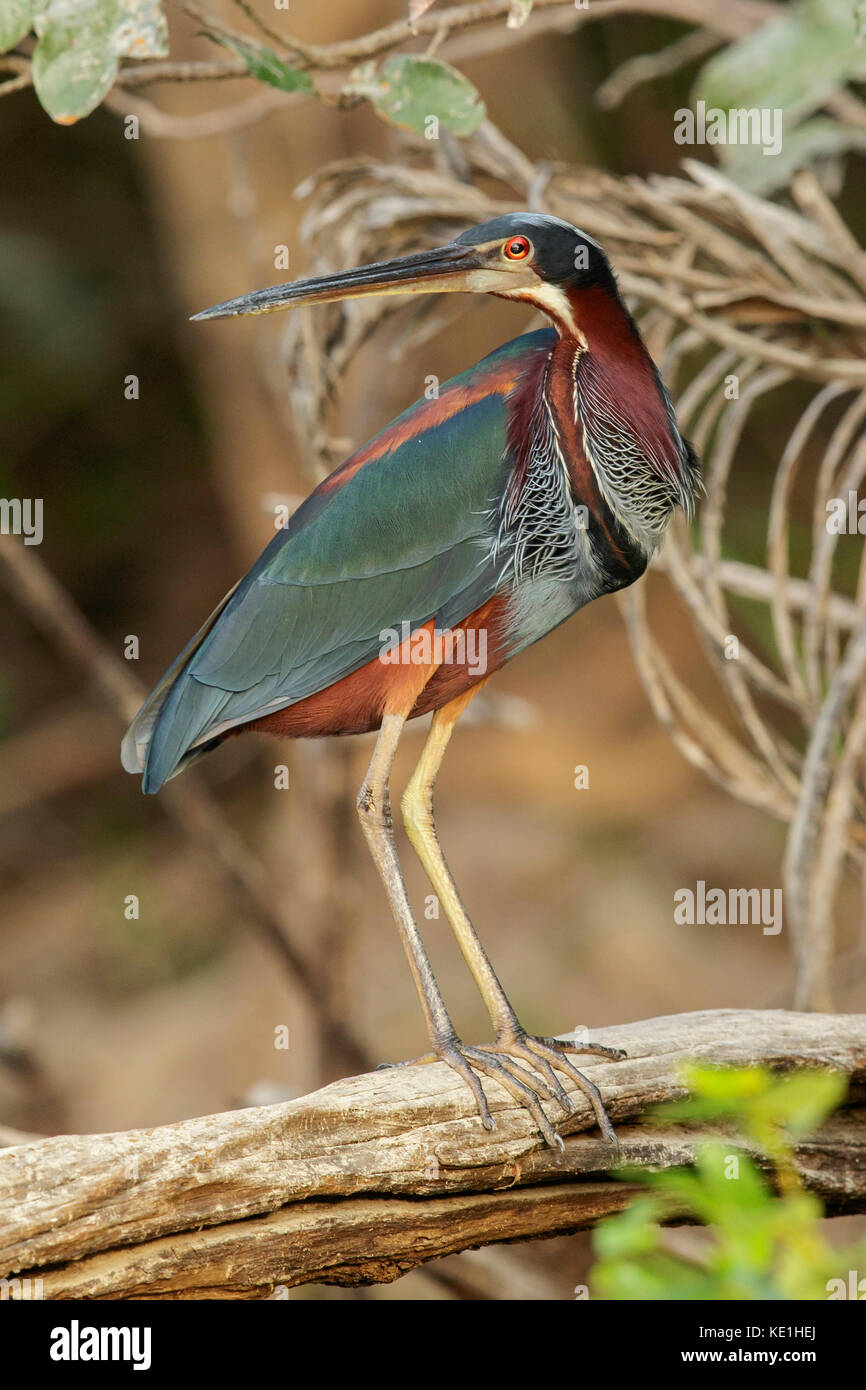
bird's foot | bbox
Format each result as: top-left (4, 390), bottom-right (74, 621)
top-left (381, 1028), bottom-right (622, 1150)
top-left (486, 1028), bottom-right (622, 1147)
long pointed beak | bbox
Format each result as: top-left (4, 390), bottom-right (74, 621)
top-left (191, 242), bottom-right (492, 321)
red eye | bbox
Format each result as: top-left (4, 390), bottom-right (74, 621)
top-left (504, 235), bottom-right (531, 260)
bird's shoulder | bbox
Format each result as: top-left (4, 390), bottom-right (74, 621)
top-left (250, 327), bottom-right (558, 586)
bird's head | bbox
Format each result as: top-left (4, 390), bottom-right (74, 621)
top-left (191, 213), bottom-right (618, 340)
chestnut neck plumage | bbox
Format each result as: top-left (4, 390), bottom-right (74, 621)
top-left (504, 276), bottom-right (699, 570)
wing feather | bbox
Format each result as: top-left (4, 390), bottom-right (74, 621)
top-left (123, 329), bottom-right (555, 790)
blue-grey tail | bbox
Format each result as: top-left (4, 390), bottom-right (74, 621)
top-left (121, 583), bottom-right (241, 793)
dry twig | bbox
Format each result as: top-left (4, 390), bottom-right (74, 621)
top-left (271, 147), bottom-right (866, 1011)
top-left (0, 538), bottom-right (369, 1077)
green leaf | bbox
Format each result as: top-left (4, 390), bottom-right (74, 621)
top-left (31, 0), bottom-right (168, 124)
top-left (32, 0), bottom-right (118, 122)
top-left (693, 1142), bottom-right (770, 1214)
top-left (593, 1253), bottom-right (717, 1301)
top-left (507, 0), bottom-right (533, 28)
top-left (765, 1069), bottom-right (848, 1137)
top-left (205, 32), bottom-right (313, 95)
top-left (589, 1063), bottom-right (852, 1300)
top-left (111, 0), bottom-right (168, 59)
top-left (655, 1095), bottom-right (743, 1123)
top-left (654, 1063), bottom-right (770, 1126)
top-left (697, 0), bottom-right (866, 127)
top-left (592, 1196), bottom-right (664, 1260)
top-left (349, 54), bottom-right (486, 137)
top-left (681, 1061), bottom-right (772, 1102)
top-left (722, 118), bottom-right (866, 195)
top-left (0, 0), bottom-right (32, 52)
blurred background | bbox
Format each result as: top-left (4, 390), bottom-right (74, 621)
top-left (1, 0), bottom-right (864, 1298)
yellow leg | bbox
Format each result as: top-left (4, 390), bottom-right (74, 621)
top-left (401, 685), bottom-right (623, 1144)
top-left (357, 712), bottom-right (455, 1047)
top-left (357, 709), bottom-right (558, 1139)
top-left (354, 644), bottom-right (587, 1145)
top-left (401, 684), bottom-right (518, 1032)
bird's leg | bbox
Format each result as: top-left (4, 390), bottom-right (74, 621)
top-left (358, 710), bottom-right (568, 1144)
top-left (356, 711), bottom-right (494, 1131)
top-left (401, 688), bottom-right (623, 1146)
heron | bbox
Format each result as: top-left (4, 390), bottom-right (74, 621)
top-left (122, 213), bottom-right (701, 1147)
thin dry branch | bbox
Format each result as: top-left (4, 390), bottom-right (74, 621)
top-left (0, 538), bottom-right (369, 1077)
top-left (0, 1010), bottom-right (863, 1298)
top-left (277, 150), bottom-right (866, 1012)
top-left (4, 0), bottom-right (787, 140)
top-left (168, 0), bottom-right (780, 74)
top-left (102, 84), bottom-right (295, 139)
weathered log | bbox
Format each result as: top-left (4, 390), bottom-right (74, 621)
top-left (1, 1009), bottom-right (864, 1298)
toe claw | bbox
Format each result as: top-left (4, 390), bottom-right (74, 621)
top-left (420, 1026), bottom-right (620, 1150)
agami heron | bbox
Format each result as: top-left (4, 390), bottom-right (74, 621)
top-left (122, 214), bottom-right (701, 1147)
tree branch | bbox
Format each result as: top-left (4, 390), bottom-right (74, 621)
top-left (3, 0), bottom-right (782, 114)
top-left (183, 0), bottom-right (778, 71)
top-left (0, 538), bottom-right (369, 1077)
top-left (103, 84), bottom-right (296, 139)
top-left (1, 1010), bottom-right (863, 1298)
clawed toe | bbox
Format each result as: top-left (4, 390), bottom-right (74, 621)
top-left (516, 1032), bottom-right (619, 1145)
top-left (426, 1028), bottom-right (619, 1150)
top-left (544, 1035), bottom-right (628, 1062)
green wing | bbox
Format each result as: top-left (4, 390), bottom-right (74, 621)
top-left (122, 329), bottom-right (554, 791)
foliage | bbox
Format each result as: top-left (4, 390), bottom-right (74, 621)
top-left (695, 0), bottom-right (866, 191)
top-left (699, 0), bottom-right (866, 124)
top-left (344, 54), bottom-right (485, 137)
top-left (7, 0), bottom-right (168, 123)
top-left (204, 32), bottom-right (313, 96)
top-left (591, 1063), bottom-right (864, 1300)
top-left (725, 117), bottom-right (866, 196)
top-left (0, 0), bottom-right (32, 54)
top-left (4, 0), bottom-right (866, 198)
top-left (4, 0), bottom-right (485, 135)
